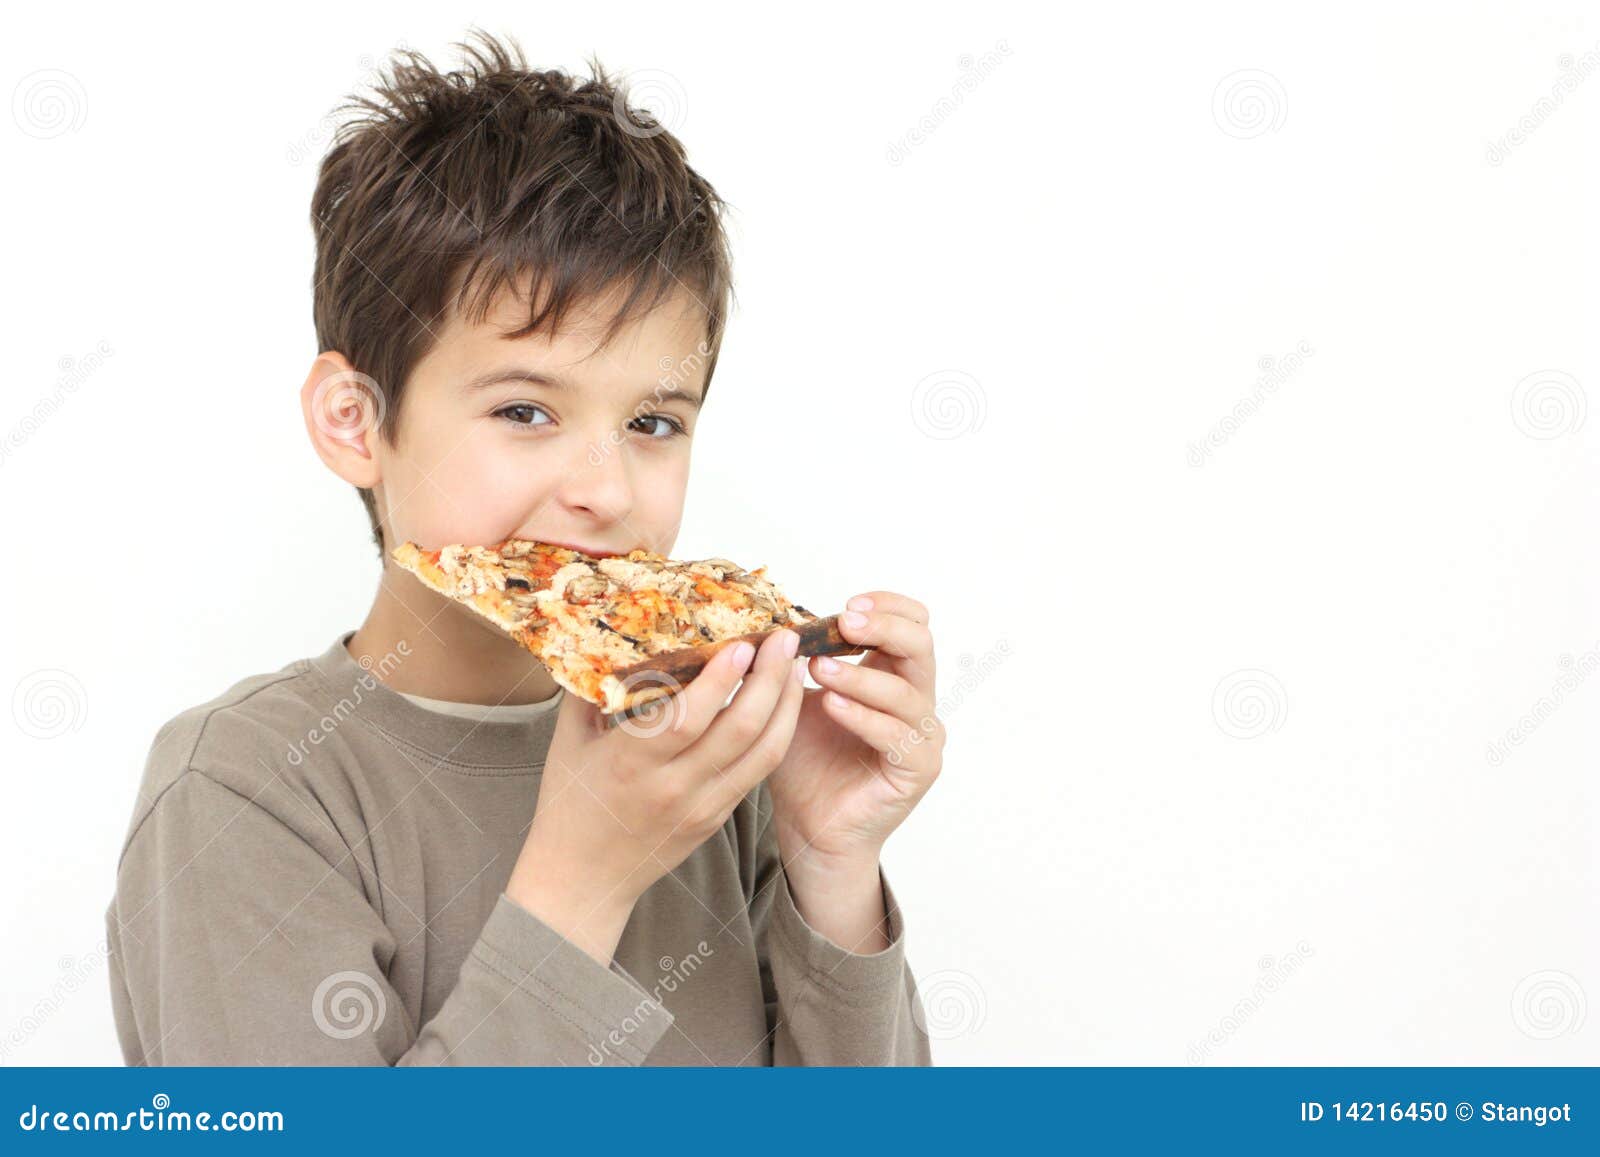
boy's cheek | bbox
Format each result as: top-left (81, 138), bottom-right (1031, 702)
top-left (393, 491), bottom-right (542, 551)
top-left (379, 453), bottom-right (545, 550)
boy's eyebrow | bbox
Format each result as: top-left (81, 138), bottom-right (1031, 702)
top-left (461, 367), bottom-right (703, 409)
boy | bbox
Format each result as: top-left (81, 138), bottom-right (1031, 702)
top-left (105, 32), bottom-right (944, 1066)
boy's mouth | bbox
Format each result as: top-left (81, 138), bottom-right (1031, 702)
top-left (534, 539), bottom-right (627, 559)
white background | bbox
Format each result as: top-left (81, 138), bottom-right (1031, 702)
top-left (2, 1), bottom-right (1595, 1065)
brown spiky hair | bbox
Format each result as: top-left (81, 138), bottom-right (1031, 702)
top-left (309, 30), bottom-right (735, 556)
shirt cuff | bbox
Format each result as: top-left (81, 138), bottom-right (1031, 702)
top-left (471, 892), bottom-right (674, 1065)
top-left (769, 863), bottom-right (909, 1005)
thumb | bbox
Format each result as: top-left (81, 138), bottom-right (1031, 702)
top-left (554, 687), bottom-right (608, 742)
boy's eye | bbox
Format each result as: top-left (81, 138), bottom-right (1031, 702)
top-left (493, 403), bottom-right (552, 429)
top-left (491, 403), bottom-right (686, 440)
top-left (629, 414), bottom-right (687, 439)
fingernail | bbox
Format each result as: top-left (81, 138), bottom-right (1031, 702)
top-left (817, 656), bottom-right (840, 675)
top-left (841, 611), bottom-right (868, 630)
top-left (730, 642), bottom-right (756, 672)
top-left (792, 657), bottom-right (806, 684)
top-left (781, 630), bottom-right (799, 658)
top-left (847, 595), bottom-right (874, 612)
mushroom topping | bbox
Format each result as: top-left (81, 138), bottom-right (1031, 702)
top-left (563, 575), bottom-right (610, 603)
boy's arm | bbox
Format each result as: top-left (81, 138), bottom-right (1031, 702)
top-left (747, 782), bottom-right (932, 1066)
top-left (107, 769), bottom-right (672, 1066)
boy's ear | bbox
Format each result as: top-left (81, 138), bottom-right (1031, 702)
top-left (301, 351), bottom-right (385, 489)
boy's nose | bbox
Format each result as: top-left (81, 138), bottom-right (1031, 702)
top-left (551, 433), bottom-right (635, 524)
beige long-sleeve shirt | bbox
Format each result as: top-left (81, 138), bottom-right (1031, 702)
top-left (105, 631), bottom-right (931, 1066)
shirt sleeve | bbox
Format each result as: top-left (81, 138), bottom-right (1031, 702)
top-left (746, 783), bottom-right (932, 1066)
top-left (107, 769), bottom-right (673, 1066)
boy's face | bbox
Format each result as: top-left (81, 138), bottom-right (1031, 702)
top-left (369, 283), bottom-right (709, 561)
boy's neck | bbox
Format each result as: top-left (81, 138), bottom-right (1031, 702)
top-left (345, 560), bottom-right (561, 707)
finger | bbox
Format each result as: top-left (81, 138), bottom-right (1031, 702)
top-left (807, 654), bottom-right (924, 722)
top-left (548, 692), bottom-right (613, 770)
top-left (837, 609), bottom-right (935, 692)
top-left (674, 628), bottom-right (799, 774)
top-left (719, 651), bottom-right (807, 797)
top-left (555, 687), bottom-right (608, 739)
top-left (637, 635), bottom-right (758, 757)
top-left (845, 591), bottom-right (930, 626)
top-left (821, 691), bottom-right (942, 772)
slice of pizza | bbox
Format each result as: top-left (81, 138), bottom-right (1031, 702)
top-left (391, 539), bottom-right (868, 715)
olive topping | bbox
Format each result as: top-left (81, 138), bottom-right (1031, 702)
top-left (596, 619), bottom-right (645, 646)
top-left (505, 576), bottom-right (532, 590)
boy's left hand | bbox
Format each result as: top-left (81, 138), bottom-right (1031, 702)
top-left (766, 591), bottom-right (944, 872)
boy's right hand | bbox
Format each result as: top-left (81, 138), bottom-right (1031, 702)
top-left (504, 627), bottom-right (806, 965)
